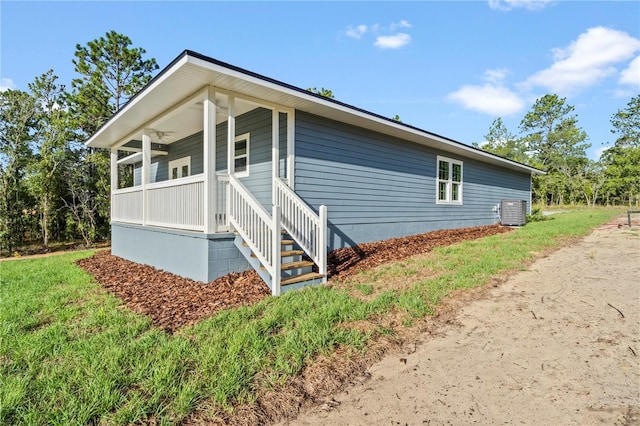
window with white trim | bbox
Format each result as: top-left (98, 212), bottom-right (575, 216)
top-left (168, 156), bottom-right (191, 180)
top-left (436, 156), bottom-right (463, 204)
top-left (234, 133), bottom-right (250, 176)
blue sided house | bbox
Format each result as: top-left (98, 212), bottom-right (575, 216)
top-left (86, 50), bottom-right (543, 296)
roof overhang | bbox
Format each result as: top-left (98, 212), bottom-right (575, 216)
top-left (86, 50), bottom-right (544, 176)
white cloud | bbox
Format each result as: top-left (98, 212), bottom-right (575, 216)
top-left (374, 33), bottom-right (411, 49)
top-left (0, 78), bottom-right (17, 92)
top-left (390, 20), bottom-right (412, 31)
top-left (593, 145), bottom-right (611, 161)
top-left (343, 21), bottom-right (412, 50)
top-left (484, 68), bottom-right (510, 84)
top-left (523, 27), bottom-right (640, 95)
top-left (346, 25), bottom-right (368, 40)
top-left (447, 84), bottom-right (525, 116)
top-left (620, 55), bottom-right (640, 87)
top-left (488, 0), bottom-right (554, 11)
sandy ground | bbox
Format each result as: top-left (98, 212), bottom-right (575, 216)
top-left (284, 219), bottom-right (640, 426)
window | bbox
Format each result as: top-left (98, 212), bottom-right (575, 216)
top-left (436, 156), bottom-right (463, 204)
top-left (168, 156), bottom-right (190, 180)
top-left (234, 133), bottom-right (250, 176)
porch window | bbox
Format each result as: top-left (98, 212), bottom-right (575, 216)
top-left (436, 156), bottom-right (463, 204)
top-left (168, 156), bottom-right (191, 180)
top-left (234, 133), bottom-right (250, 176)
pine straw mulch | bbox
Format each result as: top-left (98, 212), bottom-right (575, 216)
top-left (76, 223), bottom-right (512, 424)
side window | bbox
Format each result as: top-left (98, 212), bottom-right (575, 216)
top-left (436, 156), bottom-right (463, 205)
top-left (168, 156), bottom-right (191, 180)
top-left (234, 133), bottom-right (250, 176)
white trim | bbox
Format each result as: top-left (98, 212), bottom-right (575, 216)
top-left (110, 149), bottom-right (118, 220)
top-left (436, 155), bottom-right (463, 205)
top-left (287, 108), bottom-right (295, 188)
top-left (227, 96), bottom-right (236, 176)
top-left (168, 156), bottom-right (191, 180)
top-left (87, 55), bottom-right (189, 148)
top-left (113, 185), bottom-right (144, 195)
top-left (272, 109), bottom-right (279, 205)
top-left (234, 132), bottom-right (250, 178)
top-left (87, 52), bottom-right (543, 176)
top-left (146, 173), bottom-right (203, 190)
top-left (203, 86), bottom-right (217, 233)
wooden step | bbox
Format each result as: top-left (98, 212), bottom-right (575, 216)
top-left (244, 239), bottom-right (294, 248)
top-left (261, 260), bottom-right (314, 272)
top-left (281, 260), bottom-right (314, 271)
top-left (281, 249), bottom-right (303, 257)
top-left (281, 272), bottom-right (324, 286)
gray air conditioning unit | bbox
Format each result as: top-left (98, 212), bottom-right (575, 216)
top-left (500, 200), bottom-right (527, 226)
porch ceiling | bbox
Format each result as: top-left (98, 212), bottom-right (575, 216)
top-left (86, 50), bottom-right (543, 175)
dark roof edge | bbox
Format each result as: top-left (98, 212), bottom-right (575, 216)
top-left (184, 50), bottom-right (542, 175)
top-left (89, 49), bottom-right (543, 175)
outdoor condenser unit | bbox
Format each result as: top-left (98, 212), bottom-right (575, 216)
top-left (500, 200), bottom-right (527, 226)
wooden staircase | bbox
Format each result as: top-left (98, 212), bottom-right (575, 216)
top-left (228, 175), bottom-right (327, 296)
top-left (235, 232), bottom-right (324, 294)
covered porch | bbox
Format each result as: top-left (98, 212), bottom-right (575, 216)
top-left (109, 86), bottom-right (295, 234)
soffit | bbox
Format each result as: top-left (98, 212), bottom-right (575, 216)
top-left (86, 52), bottom-right (543, 175)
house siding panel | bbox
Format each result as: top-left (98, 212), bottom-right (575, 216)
top-left (215, 107), bottom-right (273, 209)
top-left (133, 108), bottom-right (273, 212)
top-left (294, 111), bottom-right (530, 250)
top-left (134, 133), bottom-right (204, 185)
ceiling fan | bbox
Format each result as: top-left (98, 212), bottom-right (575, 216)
top-left (149, 129), bottom-right (176, 143)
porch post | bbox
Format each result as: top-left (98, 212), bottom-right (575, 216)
top-left (287, 109), bottom-right (295, 188)
top-left (110, 148), bottom-right (118, 221)
top-left (272, 109), bottom-right (279, 205)
top-left (227, 96), bottom-right (235, 175)
top-left (203, 87), bottom-right (217, 233)
top-left (142, 130), bottom-right (151, 226)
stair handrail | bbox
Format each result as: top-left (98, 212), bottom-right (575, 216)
top-left (228, 175), bottom-right (281, 294)
top-left (274, 177), bottom-right (327, 280)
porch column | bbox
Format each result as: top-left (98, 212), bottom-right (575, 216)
top-left (287, 109), bottom-right (295, 188)
top-left (272, 109), bottom-right (279, 205)
top-left (227, 96), bottom-right (236, 175)
top-left (203, 87), bottom-right (217, 233)
top-left (142, 130), bottom-right (151, 226)
top-left (110, 148), bottom-right (118, 221)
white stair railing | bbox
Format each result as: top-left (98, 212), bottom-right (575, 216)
top-left (228, 175), bottom-right (281, 295)
top-left (274, 177), bottom-right (327, 280)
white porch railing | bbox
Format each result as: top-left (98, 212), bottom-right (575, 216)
top-left (146, 174), bottom-right (205, 231)
top-left (274, 177), bottom-right (327, 280)
top-left (111, 173), bottom-right (231, 233)
top-left (216, 174), bottom-right (230, 232)
top-left (228, 175), bottom-right (281, 295)
top-left (112, 186), bottom-right (143, 224)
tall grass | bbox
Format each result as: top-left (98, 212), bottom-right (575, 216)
top-left (0, 209), bottom-right (621, 424)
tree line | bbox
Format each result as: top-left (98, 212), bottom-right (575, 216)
top-left (0, 31), bottom-right (157, 254)
top-left (1, 31), bottom-right (638, 255)
top-left (473, 94), bottom-right (639, 207)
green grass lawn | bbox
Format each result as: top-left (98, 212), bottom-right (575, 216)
top-left (0, 209), bottom-right (622, 425)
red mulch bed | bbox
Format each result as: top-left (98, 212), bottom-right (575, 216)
top-left (327, 224), bottom-right (511, 280)
top-left (76, 253), bottom-right (270, 333)
top-left (77, 224), bottom-right (511, 332)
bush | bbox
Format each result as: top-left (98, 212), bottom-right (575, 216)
top-left (527, 207), bottom-right (549, 223)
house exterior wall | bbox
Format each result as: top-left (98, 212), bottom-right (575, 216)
top-left (293, 111), bottom-right (531, 250)
top-left (215, 107), bottom-right (274, 209)
top-left (111, 223), bottom-right (249, 282)
top-left (134, 133), bottom-right (204, 185)
top-left (132, 108), bottom-right (274, 209)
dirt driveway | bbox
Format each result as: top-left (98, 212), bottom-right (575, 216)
top-left (285, 219), bottom-right (640, 425)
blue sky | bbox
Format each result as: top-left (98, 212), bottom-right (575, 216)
top-left (1, 1), bottom-right (639, 160)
